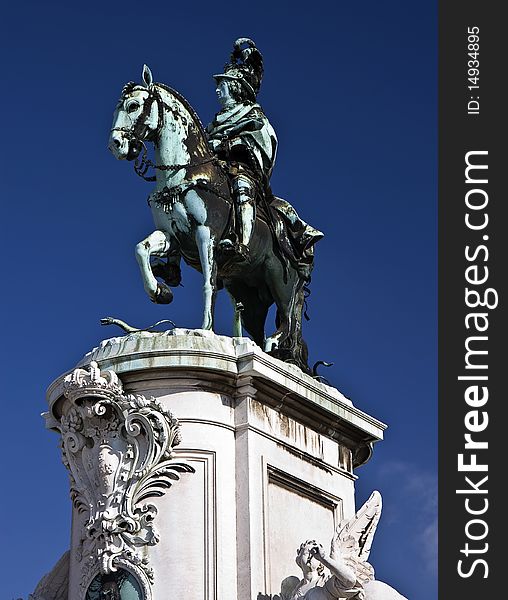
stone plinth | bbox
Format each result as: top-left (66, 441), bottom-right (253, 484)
top-left (45, 330), bottom-right (385, 600)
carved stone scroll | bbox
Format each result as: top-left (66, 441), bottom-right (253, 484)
top-left (57, 361), bottom-right (194, 591)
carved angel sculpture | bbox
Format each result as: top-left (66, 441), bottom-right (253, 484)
top-left (288, 492), bottom-right (407, 600)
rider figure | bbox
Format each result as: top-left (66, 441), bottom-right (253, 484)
top-left (206, 38), bottom-right (277, 258)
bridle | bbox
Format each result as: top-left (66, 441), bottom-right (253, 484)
top-left (111, 85), bottom-right (160, 155)
top-left (111, 85), bottom-right (218, 182)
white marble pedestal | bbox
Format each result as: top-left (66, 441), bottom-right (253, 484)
top-left (45, 330), bottom-right (385, 600)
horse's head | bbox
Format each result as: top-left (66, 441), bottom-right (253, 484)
top-left (109, 65), bottom-right (160, 161)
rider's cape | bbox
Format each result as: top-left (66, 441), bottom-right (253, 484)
top-left (207, 103), bottom-right (277, 177)
top-left (266, 196), bottom-right (324, 282)
top-left (208, 104), bottom-right (323, 280)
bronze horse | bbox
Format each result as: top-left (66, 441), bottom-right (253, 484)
top-left (109, 67), bottom-right (321, 373)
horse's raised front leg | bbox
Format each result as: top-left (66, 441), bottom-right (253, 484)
top-left (195, 224), bottom-right (217, 330)
top-left (135, 230), bottom-right (173, 304)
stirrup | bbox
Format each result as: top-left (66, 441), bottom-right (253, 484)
top-left (219, 239), bottom-right (235, 252)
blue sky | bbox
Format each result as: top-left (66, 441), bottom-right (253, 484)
top-left (0, 1), bottom-right (436, 598)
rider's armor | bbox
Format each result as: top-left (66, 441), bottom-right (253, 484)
top-left (207, 39), bottom-right (323, 272)
top-left (207, 39), bottom-right (276, 257)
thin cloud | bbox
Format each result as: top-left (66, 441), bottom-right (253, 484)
top-left (378, 460), bottom-right (437, 574)
top-left (420, 519), bottom-right (438, 575)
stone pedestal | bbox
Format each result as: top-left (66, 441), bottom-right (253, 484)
top-left (45, 330), bottom-right (385, 600)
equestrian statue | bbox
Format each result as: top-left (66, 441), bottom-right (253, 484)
top-left (109, 38), bottom-right (323, 373)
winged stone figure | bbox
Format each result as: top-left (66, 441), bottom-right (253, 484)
top-left (288, 492), bottom-right (408, 600)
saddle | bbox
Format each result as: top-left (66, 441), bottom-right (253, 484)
top-left (218, 161), bottom-right (323, 281)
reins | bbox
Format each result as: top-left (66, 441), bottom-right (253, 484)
top-left (133, 146), bottom-right (218, 182)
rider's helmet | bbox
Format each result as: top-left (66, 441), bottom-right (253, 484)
top-left (213, 38), bottom-right (264, 103)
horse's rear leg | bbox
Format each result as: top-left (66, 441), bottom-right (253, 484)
top-left (242, 301), bottom-right (269, 348)
top-left (264, 263), bottom-right (310, 372)
top-left (226, 284), bottom-right (269, 347)
top-left (135, 230), bottom-right (173, 304)
top-left (195, 225), bottom-right (217, 330)
top-left (264, 269), bottom-right (299, 354)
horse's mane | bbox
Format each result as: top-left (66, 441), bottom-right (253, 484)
top-left (155, 82), bottom-right (209, 140)
top-left (120, 81), bottom-right (209, 141)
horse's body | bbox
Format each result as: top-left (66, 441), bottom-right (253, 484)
top-left (109, 69), bottom-right (314, 372)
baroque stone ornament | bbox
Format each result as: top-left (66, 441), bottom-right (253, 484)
top-left (58, 361), bottom-right (194, 592)
top-left (108, 38), bottom-right (324, 374)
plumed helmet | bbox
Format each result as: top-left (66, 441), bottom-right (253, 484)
top-left (213, 38), bottom-right (264, 102)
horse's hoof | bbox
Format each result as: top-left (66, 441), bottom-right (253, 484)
top-left (151, 282), bottom-right (173, 304)
top-left (264, 340), bottom-right (278, 353)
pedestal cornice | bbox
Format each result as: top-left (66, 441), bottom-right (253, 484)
top-left (46, 329), bottom-right (386, 467)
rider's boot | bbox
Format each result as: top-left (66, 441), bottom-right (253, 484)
top-left (235, 176), bottom-right (255, 259)
top-left (218, 175), bottom-right (255, 259)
